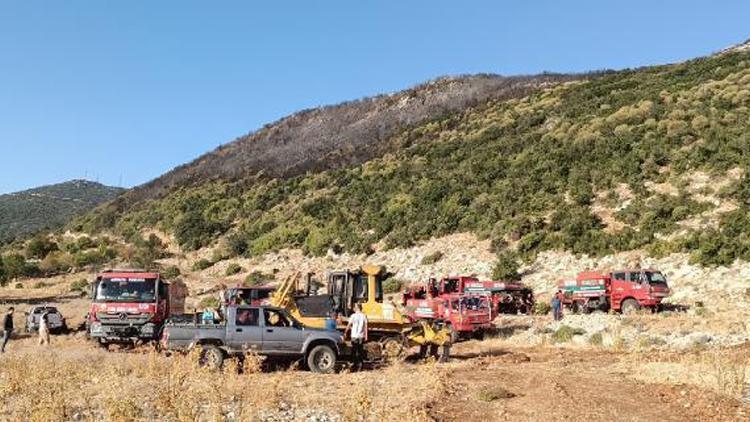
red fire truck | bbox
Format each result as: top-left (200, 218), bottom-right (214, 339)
top-left (402, 276), bottom-right (493, 340)
top-left (463, 280), bottom-right (535, 316)
top-left (558, 269), bottom-right (671, 314)
top-left (87, 269), bottom-right (186, 345)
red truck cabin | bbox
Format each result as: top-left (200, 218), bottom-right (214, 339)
top-left (608, 269), bottom-right (670, 311)
top-left (87, 270), bottom-right (169, 342)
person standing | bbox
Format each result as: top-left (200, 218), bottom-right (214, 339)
top-left (38, 312), bottom-right (50, 346)
top-left (2, 307), bottom-right (14, 353)
top-left (344, 304), bottom-right (368, 371)
top-left (551, 291), bottom-right (562, 321)
top-left (555, 290), bottom-right (566, 321)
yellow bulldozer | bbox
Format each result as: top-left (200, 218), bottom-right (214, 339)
top-left (270, 265), bottom-right (452, 361)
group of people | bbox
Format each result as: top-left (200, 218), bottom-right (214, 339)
top-left (1, 306), bottom-right (51, 353)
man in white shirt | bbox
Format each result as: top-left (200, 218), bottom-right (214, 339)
top-left (344, 303), bottom-right (368, 371)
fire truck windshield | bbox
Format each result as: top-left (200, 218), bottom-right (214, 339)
top-left (645, 272), bottom-right (667, 285)
top-left (95, 278), bottom-right (157, 303)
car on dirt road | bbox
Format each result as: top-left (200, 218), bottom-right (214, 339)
top-left (25, 306), bottom-right (67, 334)
top-left (161, 305), bottom-right (344, 373)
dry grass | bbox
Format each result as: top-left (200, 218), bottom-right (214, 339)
top-left (0, 336), bottom-right (448, 421)
top-left (621, 347), bottom-right (750, 400)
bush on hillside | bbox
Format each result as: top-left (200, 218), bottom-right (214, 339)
top-left (192, 259), bottom-right (214, 272)
top-left (161, 266), bottom-right (181, 279)
top-left (225, 263), bottom-right (243, 276)
top-left (70, 278), bottom-right (89, 293)
top-left (25, 235), bottom-right (58, 259)
top-left (244, 271), bottom-right (274, 286)
top-left (382, 278), bottom-right (405, 294)
top-left (492, 251), bottom-right (521, 281)
top-left (420, 251), bottom-right (444, 265)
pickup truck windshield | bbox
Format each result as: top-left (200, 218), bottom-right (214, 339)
top-left (95, 278), bottom-right (157, 303)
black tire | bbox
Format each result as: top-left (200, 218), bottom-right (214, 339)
top-left (307, 344), bottom-right (337, 374)
top-left (198, 345), bottom-right (225, 370)
top-left (472, 330), bottom-right (485, 341)
top-left (621, 299), bottom-right (640, 314)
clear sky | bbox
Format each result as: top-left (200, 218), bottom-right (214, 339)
top-left (1, 1), bottom-right (749, 194)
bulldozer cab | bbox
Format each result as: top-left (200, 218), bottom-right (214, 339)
top-left (327, 265), bottom-right (385, 317)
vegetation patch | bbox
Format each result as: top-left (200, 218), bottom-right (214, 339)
top-left (244, 271), bottom-right (275, 286)
top-left (476, 386), bottom-right (516, 402)
top-left (551, 325), bottom-right (586, 343)
top-left (420, 251), bottom-right (444, 265)
top-left (225, 263), bottom-right (243, 276)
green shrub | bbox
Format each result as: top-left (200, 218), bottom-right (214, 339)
top-left (476, 386), bottom-right (515, 402)
top-left (420, 251), bottom-right (444, 265)
top-left (492, 251), bottom-right (521, 281)
top-left (192, 259), bottom-right (214, 271)
top-left (76, 236), bottom-right (96, 251)
top-left (33, 281), bottom-right (49, 289)
top-left (211, 248), bottom-right (230, 264)
top-left (25, 235), bottom-right (58, 259)
top-left (225, 263), bottom-right (243, 276)
top-left (198, 296), bottom-right (220, 309)
top-left (244, 271), bottom-right (274, 286)
top-left (589, 332), bottom-right (603, 346)
top-left (382, 278), bottom-right (405, 294)
top-left (1, 254), bottom-right (41, 280)
top-left (551, 325), bottom-right (586, 343)
top-left (161, 266), bottom-right (181, 279)
top-left (226, 234), bottom-right (249, 257)
top-left (14, 282), bottom-right (23, 289)
top-left (70, 278), bottom-right (89, 292)
top-left (73, 250), bottom-right (107, 269)
top-left (533, 302), bottom-right (552, 315)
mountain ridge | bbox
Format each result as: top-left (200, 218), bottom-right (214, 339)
top-left (0, 180), bottom-right (123, 243)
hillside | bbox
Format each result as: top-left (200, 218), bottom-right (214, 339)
top-left (96, 74), bottom-right (580, 209)
top-left (0, 180), bottom-right (123, 243)
top-left (77, 47), bottom-right (750, 268)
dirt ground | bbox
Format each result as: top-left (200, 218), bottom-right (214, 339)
top-left (0, 306), bottom-right (746, 421)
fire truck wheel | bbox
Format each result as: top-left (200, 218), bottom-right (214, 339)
top-left (571, 302), bottom-right (581, 314)
top-left (198, 345), bottom-right (225, 370)
top-left (472, 330), bottom-right (485, 341)
top-left (621, 299), bottom-right (640, 314)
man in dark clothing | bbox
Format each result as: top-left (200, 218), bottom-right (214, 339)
top-left (2, 307), bottom-right (14, 353)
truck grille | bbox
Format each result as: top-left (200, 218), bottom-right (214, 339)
top-left (96, 312), bottom-right (152, 325)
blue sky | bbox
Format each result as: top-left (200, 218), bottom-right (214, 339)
top-left (1, 1), bottom-right (749, 194)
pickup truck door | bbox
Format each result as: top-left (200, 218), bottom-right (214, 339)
top-left (261, 309), bottom-right (305, 355)
top-left (227, 307), bottom-right (263, 353)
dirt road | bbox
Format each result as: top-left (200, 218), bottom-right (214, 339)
top-left (430, 343), bottom-right (745, 421)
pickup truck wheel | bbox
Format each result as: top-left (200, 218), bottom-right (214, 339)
top-left (621, 299), bottom-right (640, 314)
top-left (307, 345), bottom-right (336, 374)
top-left (198, 345), bottom-right (224, 370)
